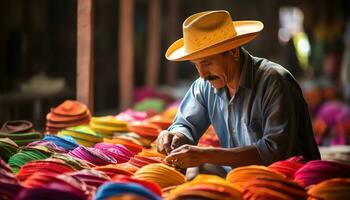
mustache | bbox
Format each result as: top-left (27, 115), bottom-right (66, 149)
top-left (204, 75), bottom-right (219, 81)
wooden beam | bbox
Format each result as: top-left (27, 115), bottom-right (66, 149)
top-left (146, 0), bottom-right (161, 88)
top-left (166, 0), bottom-right (179, 86)
top-left (77, 0), bottom-right (94, 112)
top-left (119, 0), bottom-right (134, 110)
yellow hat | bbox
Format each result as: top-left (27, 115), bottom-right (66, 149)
top-left (166, 10), bottom-right (263, 61)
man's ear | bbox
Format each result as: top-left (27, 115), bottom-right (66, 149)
top-left (232, 48), bottom-right (240, 61)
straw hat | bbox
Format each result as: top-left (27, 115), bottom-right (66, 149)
top-left (166, 10), bottom-right (264, 61)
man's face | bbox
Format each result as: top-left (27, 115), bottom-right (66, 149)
top-left (190, 50), bottom-right (237, 89)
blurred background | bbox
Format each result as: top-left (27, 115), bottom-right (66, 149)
top-left (0, 0), bottom-right (350, 150)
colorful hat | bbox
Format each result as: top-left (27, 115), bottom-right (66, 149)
top-left (134, 163), bottom-right (186, 189)
top-left (128, 155), bottom-right (162, 168)
top-left (0, 120), bottom-right (33, 133)
top-left (58, 125), bottom-right (103, 147)
top-left (0, 159), bottom-right (22, 200)
top-left (307, 178), bottom-right (350, 200)
top-left (8, 149), bottom-right (50, 174)
top-left (94, 182), bottom-right (161, 200)
top-left (112, 132), bottom-right (153, 147)
top-left (294, 160), bottom-right (350, 188)
top-left (268, 159), bottom-right (305, 179)
top-left (168, 174), bottom-right (242, 200)
top-left (90, 116), bottom-right (128, 137)
top-left (68, 146), bottom-right (116, 166)
top-left (43, 135), bottom-right (79, 151)
top-left (242, 177), bottom-right (307, 200)
top-left (94, 164), bottom-right (134, 178)
top-left (104, 138), bottom-right (143, 154)
top-left (69, 169), bottom-right (111, 188)
top-left (94, 143), bottom-right (133, 163)
top-left (226, 165), bottom-right (286, 191)
top-left (112, 174), bottom-right (163, 197)
top-left (128, 121), bottom-right (162, 141)
top-left (16, 188), bottom-right (86, 200)
top-left (146, 115), bottom-right (173, 130)
top-left (166, 10), bottom-right (263, 61)
top-left (16, 158), bottom-right (76, 182)
top-left (51, 153), bottom-right (92, 170)
top-left (21, 172), bottom-right (90, 198)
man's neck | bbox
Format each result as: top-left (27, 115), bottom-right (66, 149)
top-left (226, 61), bottom-right (242, 99)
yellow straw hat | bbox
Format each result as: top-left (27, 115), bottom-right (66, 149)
top-left (166, 10), bottom-right (264, 61)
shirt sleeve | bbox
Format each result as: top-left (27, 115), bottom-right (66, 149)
top-left (168, 79), bottom-right (211, 144)
top-left (254, 73), bottom-right (302, 165)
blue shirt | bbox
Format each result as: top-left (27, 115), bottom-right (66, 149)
top-left (168, 48), bottom-right (320, 165)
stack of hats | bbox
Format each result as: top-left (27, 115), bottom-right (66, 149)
top-left (93, 143), bottom-right (133, 163)
top-left (138, 148), bottom-right (166, 159)
top-left (69, 169), bottom-right (110, 188)
top-left (307, 178), bottom-right (350, 200)
top-left (46, 100), bottom-right (91, 133)
top-left (58, 125), bottom-right (103, 147)
top-left (128, 121), bottom-right (162, 141)
top-left (294, 160), bottom-right (350, 188)
top-left (16, 158), bottom-right (76, 182)
top-left (0, 159), bottom-right (22, 199)
top-left (168, 174), bottom-right (242, 200)
top-left (0, 120), bottom-right (41, 146)
top-left (68, 146), bottom-right (116, 166)
top-left (242, 177), bottom-right (307, 200)
top-left (90, 116), bottom-right (128, 138)
top-left (94, 182), bottom-right (161, 200)
top-left (0, 138), bottom-right (19, 161)
top-left (146, 114), bottom-right (173, 130)
top-left (43, 135), bottom-right (79, 151)
top-left (268, 158), bottom-right (305, 179)
top-left (226, 165), bottom-right (286, 191)
top-left (8, 148), bottom-right (50, 174)
top-left (134, 163), bottom-right (186, 189)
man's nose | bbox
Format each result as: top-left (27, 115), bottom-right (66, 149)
top-left (197, 67), bottom-right (208, 79)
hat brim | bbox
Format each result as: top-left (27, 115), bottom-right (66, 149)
top-left (166, 20), bottom-right (264, 61)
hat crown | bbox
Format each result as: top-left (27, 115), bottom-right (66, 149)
top-left (183, 10), bottom-right (237, 52)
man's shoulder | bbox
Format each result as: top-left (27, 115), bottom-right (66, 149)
top-left (253, 56), bottom-right (295, 85)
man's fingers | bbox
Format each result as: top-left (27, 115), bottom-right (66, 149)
top-left (163, 133), bottom-right (174, 154)
top-left (170, 134), bottom-right (182, 150)
top-left (156, 136), bottom-right (165, 153)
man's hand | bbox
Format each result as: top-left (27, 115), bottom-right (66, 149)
top-left (164, 145), bottom-right (207, 168)
top-left (156, 130), bottom-right (192, 155)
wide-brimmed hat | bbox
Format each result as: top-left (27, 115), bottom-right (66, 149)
top-left (166, 10), bottom-right (264, 61)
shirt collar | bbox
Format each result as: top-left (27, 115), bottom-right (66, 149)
top-left (213, 48), bottom-right (255, 98)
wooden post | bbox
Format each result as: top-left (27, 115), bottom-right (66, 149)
top-left (146, 0), bottom-right (161, 88)
top-left (77, 0), bottom-right (94, 112)
top-left (119, 0), bottom-right (134, 110)
top-left (166, 0), bottom-right (179, 86)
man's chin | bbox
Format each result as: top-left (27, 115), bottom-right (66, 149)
top-left (209, 80), bottom-right (225, 89)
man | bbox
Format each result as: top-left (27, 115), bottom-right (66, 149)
top-left (157, 10), bottom-right (320, 171)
